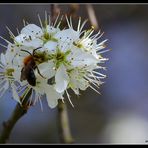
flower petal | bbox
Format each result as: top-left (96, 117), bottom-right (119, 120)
top-left (68, 48), bottom-right (98, 67)
top-left (22, 38), bottom-right (43, 48)
top-left (0, 53), bottom-right (6, 66)
top-left (37, 60), bottom-right (55, 79)
top-left (54, 64), bottom-right (69, 93)
top-left (21, 24), bottom-right (43, 38)
top-left (45, 85), bottom-right (63, 108)
top-left (44, 41), bottom-right (57, 53)
top-left (3, 80), bottom-right (9, 90)
top-left (47, 25), bottom-right (60, 34)
top-left (15, 34), bottom-right (29, 44)
top-left (55, 28), bottom-right (79, 43)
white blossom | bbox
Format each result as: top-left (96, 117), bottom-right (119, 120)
top-left (0, 13), bottom-right (109, 108)
top-left (0, 52), bottom-right (20, 103)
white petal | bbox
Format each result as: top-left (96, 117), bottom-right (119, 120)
top-left (54, 64), bottom-right (69, 93)
top-left (4, 80), bottom-right (9, 90)
top-left (69, 79), bottom-right (80, 95)
top-left (32, 76), bottom-right (47, 94)
top-left (21, 24), bottom-right (43, 38)
top-left (0, 53), bottom-right (6, 66)
top-left (44, 41), bottom-right (57, 53)
top-left (78, 78), bottom-right (89, 90)
top-left (37, 60), bottom-right (55, 79)
top-left (90, 48), bottom-right (99, 59)
top-left (55, 28), bottom-right (79, 42)
top-left (5, 50), bottom-right (15, 66)
top-left (15, 34), bottom-right (29, 44)
top-left (69, 48), bottom-right (98, 67)
top-left (69, 69), bottom-right (89, 93)
top-left (21, 38), bottom-right (43, 48)
top-left (47, 25), bottom-right (60, 34)
top-left (12, 67), bottom-right (22, 82)
top-left (45, 85), bottom-right (62, 108)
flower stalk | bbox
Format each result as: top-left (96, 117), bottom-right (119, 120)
top-left (57, 100), bottom-right (74, 143)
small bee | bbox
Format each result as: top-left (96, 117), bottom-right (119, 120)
top-left (20, 47), bottom-right (45, 86)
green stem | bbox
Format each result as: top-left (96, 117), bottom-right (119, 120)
top-left (0, 89), bottom-right (32, 143)
top-left (57, 100), bottom-right (74, 143)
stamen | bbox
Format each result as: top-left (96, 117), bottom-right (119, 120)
top-left (66, 90), bottom-right (74, 107)
top-left (17, 85), bottom-right (28, 94)
top-left (70, 16), bottom-right (73, 30)
top-left (16, 28), bottom-right (20, 35)
top-left (79, 19), bottom-right (88, 32)
top-left (21, 87), bottom-right (31, 103)
top-left (98, 39), bottom-right (108, 46)
top-left (0, 43), bottom-right (7, 49)
top-left (84, 75), bottom-right (101, 88)
top-left (65, 15), bottom-right (71, 28)
top-left (0, 63), bottom-right (4, 68)
top-left (89, 85), bottom-right (101, 95)
top-left (95, 32), bottom-right (104, 40)
top-left (28, 89), bottom-right (34, 107)
top-left (97, 49), bottom-right (110, 54)
top-left (0, 79), bottom-right (6, 86)
top-left (0, 88), bottom-right (6, 98)
top-left (57, 15), bottom-right (63, 28)
top-left (38, 94), bottom-right (43, 112)
top-left (90, 30), bottom-right (101, 39)
top-left (38, 13), bottom-right (43, 29)
top-left (45, 10), bottom-right (48, 26)
top-left (0, 36), bottom-right (12, 44)
top-left (48, 14), bottom-right (51, 26)
top-left (6, 26), bottom-right (15, 38)
top-left (77, 17), bottom-right (81, 32)
top-left (33, 90), bottom-right (38, 105)
top-left (54, 12), bottom-right (60, 27)
top-left (23, 19), bottom-right (26, 27)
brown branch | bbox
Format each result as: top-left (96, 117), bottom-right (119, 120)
top-left (86, 4), bottom-right (99, 31)
top-left (50, 4), bottom-right (60, 23)
top-left (57, 100), bottom-right (74, 143)
top-left (69, 4), bottom-right (79, 17)
top-left (0, 89), bottom-right (32, 143)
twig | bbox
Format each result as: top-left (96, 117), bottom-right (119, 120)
top-left (50, 4), bottom-right (60, 22)
top-left (86, 4), bottom-right (99, 30)
top-left (69, 4), bottom-right (79, 17)
top-left (57, 100), bottom-right (74, 143)
top-left (0, 89), bottom-right (32, 143)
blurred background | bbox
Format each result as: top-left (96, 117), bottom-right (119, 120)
top-left (0, 3), bottom-right (148, 144)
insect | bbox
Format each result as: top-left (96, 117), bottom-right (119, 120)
top-left (20, 47), bottom-right (45, 86)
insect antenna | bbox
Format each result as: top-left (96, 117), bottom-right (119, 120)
top-left (33, 47), bottom-right (42, 55)
top-left (21, 49), bottom-right (32, 56)
top-left (21, 47), bottom-right (42, 56)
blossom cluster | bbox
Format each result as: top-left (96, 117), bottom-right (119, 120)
top-left (0, 14), bottom-right (108, 108)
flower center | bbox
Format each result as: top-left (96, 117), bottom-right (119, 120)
top-left (42, 32), bottom-right (58, 44)
top-left (56, 52), bottom-right (65, 61)
top-left (5, 68), bottom-right (14, 76)
top-left (73, 41), bottom-right (83, 48)
top-left (49, 48), bottom-right (71, 69)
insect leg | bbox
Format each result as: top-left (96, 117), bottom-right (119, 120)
top-left (35, 66), bottom-right (46, 79)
